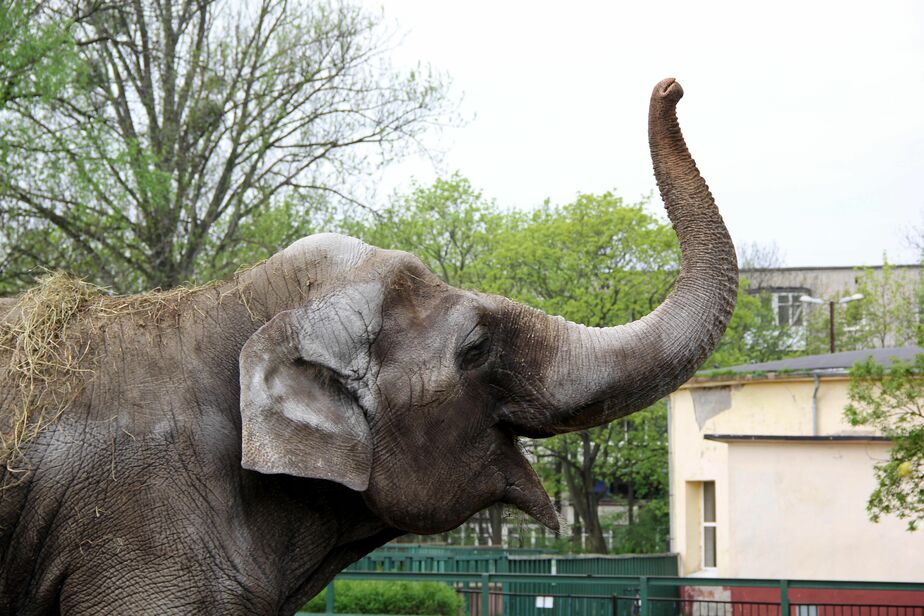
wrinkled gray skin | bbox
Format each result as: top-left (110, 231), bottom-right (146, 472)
top-left (0, 79), bottom-right (737, 614)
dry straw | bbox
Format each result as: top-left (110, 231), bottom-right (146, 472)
top-left (0, 271), bottom-right (255, 470)
top-left (0, 273), bottom-right (99, 468)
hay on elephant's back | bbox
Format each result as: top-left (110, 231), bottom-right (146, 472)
top-left (0, 272), bottom-right (228, 467)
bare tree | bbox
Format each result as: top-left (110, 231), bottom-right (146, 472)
top-left (904, 211), bottom-right (924, 263)
top-left (737, 240), bottom-right (785, 289)
top-left (0, 0), bottom-right (452, 291)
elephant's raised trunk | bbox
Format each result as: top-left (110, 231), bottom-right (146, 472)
top-left (503, 78), bottom-right (738, 436)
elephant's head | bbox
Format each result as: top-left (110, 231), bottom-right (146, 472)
top-left (237, 79), bottom-right (738, 534)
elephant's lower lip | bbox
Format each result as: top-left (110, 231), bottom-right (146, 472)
top-left (503, 486), bottom-right (560, 532)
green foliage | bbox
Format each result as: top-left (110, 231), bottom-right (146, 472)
top-left (849, 258), bottom-right (921, 349)
top-left (604, 497), bottom-right (670, 554)
top-left (344, 174), bottom-right (500, 287)
top-left (0, 0), bottom-right (78, 108)
top-left (0, 1), bottom-right (84, 289)
top-left (543, 404), bottom-right (669, 555)
top-left (304, 580), bottom-right (463, 615)
top-left (846, 355), bottom-right (924, 531)
top-left (610, 403), bottom-right (669, 501)
top-left (478, 192), bottom-right (678, 326)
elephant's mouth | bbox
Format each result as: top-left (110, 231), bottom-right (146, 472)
top-left (496, 439), bottom-right (561, 532)
top-left (501, 482), bottom-right (560, 532)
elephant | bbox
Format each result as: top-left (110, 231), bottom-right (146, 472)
top-left (0, 78), bottom-right (737, 614)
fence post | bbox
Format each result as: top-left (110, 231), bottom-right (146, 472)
top-left (481, 573), bottom-right (491, 616)
top-left (639, 576), bottom-right (650, 616)
top-left (780, 579), bottom-right (790, 616)
top-left (325, 581), bottom-right (335, 614)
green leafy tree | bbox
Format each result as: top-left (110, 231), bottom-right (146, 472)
top-left (553, 426), bottom-right (617, 553)
top-left (344, 174), bottom-right (500, 288)
top-left (0, 0), bottom-right (453, 293)
top-left (846, 355), bottom-right (924, 531)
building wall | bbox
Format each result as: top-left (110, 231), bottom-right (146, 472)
top-left (668, 377), bottom-right (921, 581)
top-left (725, 440), bottom-right (922, 582)
top-left (743, 265), bottom-right (921, 300)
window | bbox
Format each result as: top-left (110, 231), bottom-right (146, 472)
top-left (773, 292), bottom-right (804, 327)
top-left (702, 481), bottom-right (716, 568)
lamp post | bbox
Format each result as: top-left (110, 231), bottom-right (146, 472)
top-left (799, 293), bottom-right (864, 353)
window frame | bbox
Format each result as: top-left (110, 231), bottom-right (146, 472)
top-left (701, 480), bottom-right (717, 569)
top-left (773, 291), bottom-right (806, 327)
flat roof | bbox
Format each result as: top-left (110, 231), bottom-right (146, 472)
top-left (698, 346), bottom-right (922, 377)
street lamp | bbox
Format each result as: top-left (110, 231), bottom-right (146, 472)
top-left (799, 293), bottom-right (864, 353)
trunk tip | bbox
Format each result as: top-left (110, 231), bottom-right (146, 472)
top-left (654, 77), bottom-right (684, 102)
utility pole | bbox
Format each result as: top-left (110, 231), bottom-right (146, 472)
top-left (800, 294), bottom-right (864, 353)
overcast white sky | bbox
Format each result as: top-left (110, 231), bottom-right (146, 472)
top-left (362, 1), bottom-right (924, 267)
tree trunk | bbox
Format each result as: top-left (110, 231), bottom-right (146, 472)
top-left (583, 498), bottom-right (607, 553)
top-left (488, 503), bottom-right (504, 546)
top-left (581, 464), bottom-right (608, 554)
top-left (561, 461), bottom-right (585, 550)
top-left (561, 451), bottom-right (608, 554)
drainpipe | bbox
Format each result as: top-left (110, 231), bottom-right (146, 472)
top-left (666, 397), bottom-right (673, 553)
top-left (811, 373), bottom-right (820, 436)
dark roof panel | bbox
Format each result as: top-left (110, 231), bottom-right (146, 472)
top-left (700, 346), bottom-right (923, 375)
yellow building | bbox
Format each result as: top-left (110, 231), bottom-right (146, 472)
top-left (668, 346), bottom-right (923, 582)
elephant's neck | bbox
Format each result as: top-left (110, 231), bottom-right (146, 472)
top-left (241, 474), bottom-right (400, 612)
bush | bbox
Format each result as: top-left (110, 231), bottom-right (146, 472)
top-left (303, 580), bottom-right (464, 615)
top-left (609, 498), bottom-right (670, 554)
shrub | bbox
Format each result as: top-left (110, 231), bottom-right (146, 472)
top-left (609, 498), bottom-right (670, 554)
top-left (303, 580), bottom-right (464, 615)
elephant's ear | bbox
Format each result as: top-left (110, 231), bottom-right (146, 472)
top-left (239, 304), bottom-right (373, 491)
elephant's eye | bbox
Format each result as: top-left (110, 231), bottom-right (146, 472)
top-left (460, 335), bottom-right (492, 371)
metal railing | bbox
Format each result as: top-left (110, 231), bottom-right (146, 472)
top-left (317, 572), bottom-right (924, 616)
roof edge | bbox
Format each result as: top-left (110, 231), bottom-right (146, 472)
top-left (682, 370), bottom-right (850, 388)
top-left (704, 434), bottom-right (889, 443)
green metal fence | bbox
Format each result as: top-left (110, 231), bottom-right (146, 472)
top-left (502, 554), bottom-right (679, 616)
top-left (315, 571), bottom-right (924, 616)
top-left (329, 547), bottom-right (679, 615)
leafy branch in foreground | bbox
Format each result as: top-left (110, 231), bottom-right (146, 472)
top-left (846, 355), bottom-right (924, 531)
